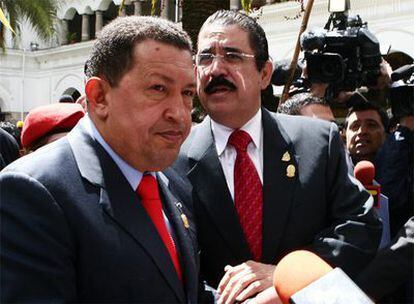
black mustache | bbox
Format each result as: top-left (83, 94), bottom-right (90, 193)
top-left (204, 76), bottom-right (236, 94)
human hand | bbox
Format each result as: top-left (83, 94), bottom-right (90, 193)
top-left (244, 287), bottom-right (282, 304)
top-left (217, 261), bottom-right (275, 304)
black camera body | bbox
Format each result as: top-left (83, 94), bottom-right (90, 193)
top-left (301, 5), bottom-right (382, 100)
top-left (390, 64), bottom-right (414, 118)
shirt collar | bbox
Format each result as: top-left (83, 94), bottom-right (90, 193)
top-left (83, 115), bottom-right (150, 191)
top-left (211, 108), bottom-right (262, 156)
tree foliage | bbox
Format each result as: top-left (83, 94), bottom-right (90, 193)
top-left (0, 0), bottom-right (58, 48)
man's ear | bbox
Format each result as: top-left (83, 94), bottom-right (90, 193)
top-left (260, 60), bottom-right (273, 90)
top-left (85, 77), bottom-right (110, 119)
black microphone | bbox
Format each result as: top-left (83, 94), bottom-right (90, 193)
top-left (273, 250), bottom-right (374, 304)
top-left (391, 64), bottom-right (414, 82)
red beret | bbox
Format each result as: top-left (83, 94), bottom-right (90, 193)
top-left (21, 103), bottom-right (85, 149)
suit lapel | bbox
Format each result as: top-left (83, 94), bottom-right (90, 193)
top-left (67, 120), bottom-right (185, 303)
top-left (261, 109), bottom-right (298, 263)
top-left (187, 118), bottom-right (252, 260)
top-left (157, 173), bottom-right (198, 304)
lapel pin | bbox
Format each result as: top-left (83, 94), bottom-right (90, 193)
top-left (181, 214), bottom-right (190, 229)
top-left (176, 202), bottom-right (190, 229)
top-left (282, 151), bottom-right (291, 162)
top-left (286, 164), bottom-right (296, 178)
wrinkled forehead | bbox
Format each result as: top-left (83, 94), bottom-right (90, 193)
top-left (197, 24), bottom-right (252, 54)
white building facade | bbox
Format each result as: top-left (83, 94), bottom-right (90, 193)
top-left (0, 0), bottom-right (413, 121)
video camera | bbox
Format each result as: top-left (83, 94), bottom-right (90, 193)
top-left (300, 0), bottom-right (382, 101)
top-left (390, 64), bottom-right (414, 118)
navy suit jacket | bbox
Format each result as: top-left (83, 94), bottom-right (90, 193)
top-left (0, 120), bottom-right (200, 303)
top-left (173, 108), bottom-right (382, 288)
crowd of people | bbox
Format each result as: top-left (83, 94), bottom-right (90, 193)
top-left (0, 10), bottom-right (413, 304)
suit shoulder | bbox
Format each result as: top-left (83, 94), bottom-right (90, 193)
top-left (2, 138), bottom-right (75, 182)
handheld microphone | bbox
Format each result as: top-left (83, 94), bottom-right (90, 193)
top-left (273, 250), bottom-right (374, 304)
top-left (354, 160), bottom-right (381, 207)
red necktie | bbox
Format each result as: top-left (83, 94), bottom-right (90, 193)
top-left (137, 174), bottom-right (182, 281)
top-left (228, 130), bottom-right (263, 261)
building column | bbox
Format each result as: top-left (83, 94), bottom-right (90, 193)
top-left (81, 14), bottom-right (90, 41)
top-left (133, 0), bottom-right (144, 16)
top-left (230, 0), bottom-right (240, 10)
top-left (95, 10), bottom-right (103, 35)
top-left (61, 19), bottom-right (69, 45)
top-left (120, 4), bottom-right (127, 16)
top-left (161, 0), bottom-right (170, 20)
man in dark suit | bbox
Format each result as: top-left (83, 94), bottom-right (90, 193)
top-left (0, 16), bottom-right (201, 303)
top-left (356, 216), bottom-right (414, 303)
top-left (173, 10), bottom-right (382, 304)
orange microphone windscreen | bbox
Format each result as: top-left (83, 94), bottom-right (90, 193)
top-left (273, 250), bottom-right (333, 304)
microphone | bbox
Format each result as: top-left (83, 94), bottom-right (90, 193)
top-left (354, 160), bottom-right (381, 207)
top-left (354, 161), bottom-right (391, 248)
top-left (273, 250), bottom-right (374, 304)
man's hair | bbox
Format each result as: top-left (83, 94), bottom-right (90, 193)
top-left (85, 16), bottom-right (193, 86)
top-left (345, 101), bottom-right (389, 131)
top-left (277, 93), bottom-right (327, 115)
top-left (200, 10), bottom-right (269, 71)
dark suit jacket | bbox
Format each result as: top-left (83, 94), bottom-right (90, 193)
top-left (356, 216), bottom-right (414, 302)
top-left (173, 108), bottom-right (382, 288)
top-left (0, 121), bottom-right (200, 303)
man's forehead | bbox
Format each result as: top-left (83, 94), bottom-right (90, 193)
top-left (352, 109), bottom-right (382, 121)
top-left (198, 24), bottom-right (249, 51)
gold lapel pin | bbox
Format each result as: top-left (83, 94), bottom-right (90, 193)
top-left (176, 202), bottom-right (190, 229)
top-left (181, 214), bottom-right (190, 229)
top-left (286, 164), bottom-right (296, 178)
top-left (282, 151), bottom-right (291, 162)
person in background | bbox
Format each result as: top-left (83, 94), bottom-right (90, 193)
top-left (277, 92), bottom-right (335, 122)
top-left (58, 94), bottom-right (75, 103)
top-left (20, 103), bottom-right (85, 153)
top-left (1, 16), bottom-right (205, 303)
top-left (344, 96), bottom-right (388, 166)
top-left (0, 127), bottom-right (20, 170)
top-left (173, 10), bottom-right (381, 304)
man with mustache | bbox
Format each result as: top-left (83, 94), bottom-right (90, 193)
top-left (173, 10), bottom-right (382, 303)
top-left (1, 16), bottom-right (203, 303)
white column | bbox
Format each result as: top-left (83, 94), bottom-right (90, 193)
top-left (61, 19), bottom-right (69, 45)
top-left (161, 0), bottom-right (170, 20)
top-left (81, 14), bottom-right (90, 41)
top-left (230, 0), bottom-right (240, 10)
top-left (120, 5), bottom-right (127, 16)
top-left (133, 1), bottom-right (144, 16)
top-left (95, 10), bottom-right (103, 35)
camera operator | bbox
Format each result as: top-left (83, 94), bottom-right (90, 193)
top-left (375, 76), bottom-right (414, 239)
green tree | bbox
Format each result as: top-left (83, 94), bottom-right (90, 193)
top-left (0, 0), bottom-right (58, 49)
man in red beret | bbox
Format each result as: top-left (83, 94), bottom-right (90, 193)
top-left (21, 103), bottom-right (85, 152)
top-left (0, 16), bottom-right (206, 303)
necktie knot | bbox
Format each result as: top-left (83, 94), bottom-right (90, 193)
top-left (137, 174), bottom-right (159, 201)
top-left (228, 129), bottom-right (252, 152)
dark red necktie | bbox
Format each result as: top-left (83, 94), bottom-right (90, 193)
top-left (136, 174), bottom-right (182, 281)
top-left (228, 130), bottom-right (263, 261)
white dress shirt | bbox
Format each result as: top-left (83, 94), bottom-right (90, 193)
top-left (211, 109), bottom-right (264, 201)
